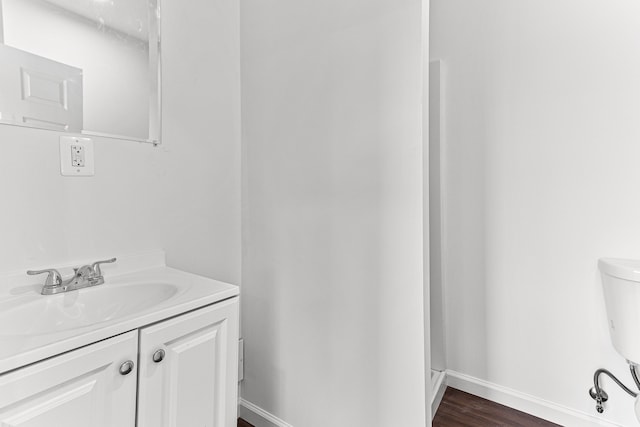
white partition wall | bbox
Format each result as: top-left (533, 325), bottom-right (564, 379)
top-left (240, 0), bottom-right (429, 425)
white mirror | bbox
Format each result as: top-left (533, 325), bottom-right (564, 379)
top-left (0, 0), bottom-right (160, 144)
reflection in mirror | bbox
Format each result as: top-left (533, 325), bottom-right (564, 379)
top-left (0, 0), bottom-right (160, 143)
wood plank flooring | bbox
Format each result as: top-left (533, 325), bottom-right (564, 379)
top-left (238, 387), bottom-right (560, 426)
top-left (433, 387), bottom-right (561, 427)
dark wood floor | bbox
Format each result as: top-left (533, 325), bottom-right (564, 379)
top-left (433, 388), bottom-right (561, 427)
top-left (238, 387), bottom-right (559, 426)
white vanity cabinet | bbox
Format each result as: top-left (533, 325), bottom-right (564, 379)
top-left (0, 331), bottom-right (139, 427)
top-left (0, 297), bottom-right (239, 427)
top-left (137, 298), bottom-right (239, 427)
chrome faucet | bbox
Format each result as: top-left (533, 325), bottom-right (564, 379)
top-left (27, 258), bottom-right (117, 295)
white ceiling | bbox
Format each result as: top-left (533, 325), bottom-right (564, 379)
top-left (43, 0), bottom-right (151, 41)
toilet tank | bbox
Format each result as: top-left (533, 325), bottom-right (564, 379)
top-left (599, 258), bottom-right (640, 364)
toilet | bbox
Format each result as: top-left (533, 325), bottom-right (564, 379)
top-left (599, 258), bottom-right (640, 420)
top-left (599, 258), bottom-right (640, 364)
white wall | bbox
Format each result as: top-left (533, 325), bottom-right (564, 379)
top-left (241, 1), bottom-right (427, 426)
top-left (432, 0), bottom-right (640, 425)
top-left (0, 0), bottom-right (240, 284)
top-left (3, 0), bottom-right (149, 139)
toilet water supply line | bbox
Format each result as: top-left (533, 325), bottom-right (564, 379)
top-left (590, 364), bottom-right (640, 413)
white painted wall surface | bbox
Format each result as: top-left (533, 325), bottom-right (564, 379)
top-left (0, 0), bottom-right (240, 284)
top-left (432, 1), bottom-right (640, 425)
top-left (160, 0), bottom-right (240, 284)
top-left (241, 1), bottom-right (427, 426)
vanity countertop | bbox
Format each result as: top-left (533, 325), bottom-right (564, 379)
top-left (0, 262), bottom-right (238, 375)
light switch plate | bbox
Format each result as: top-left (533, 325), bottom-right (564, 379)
top-left (60, 136), bottom-right (94, 176)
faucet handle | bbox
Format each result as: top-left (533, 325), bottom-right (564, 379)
top-left (91, 258), bottom-right (117, 277)
top-left (27, 268), bottom-right (63, 288)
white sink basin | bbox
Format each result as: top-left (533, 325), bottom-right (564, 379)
top-left (0, 283), bottom-right (179, 337)
top-left (0, 261), bottom-right (239, 375)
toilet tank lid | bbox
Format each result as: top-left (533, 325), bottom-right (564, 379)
top-left (599, 258), bottom-right (640, 282)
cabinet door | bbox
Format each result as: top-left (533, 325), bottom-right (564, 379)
top-left (0, 331), bottom-right (138, 427)
top-left (138, 298), bottom-right (239, 427)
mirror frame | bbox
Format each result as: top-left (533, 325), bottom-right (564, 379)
top-left (0, 0), bottom-right (162, 146)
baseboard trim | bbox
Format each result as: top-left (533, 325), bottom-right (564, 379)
top-left (240, 371), bottom-right (626, 427)
top-left (239, 399), bottom-right (293, 427)
top-left (431, 370), bottom-right (447, 418)
top-left (446, 370), bottom-right (625, 427)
